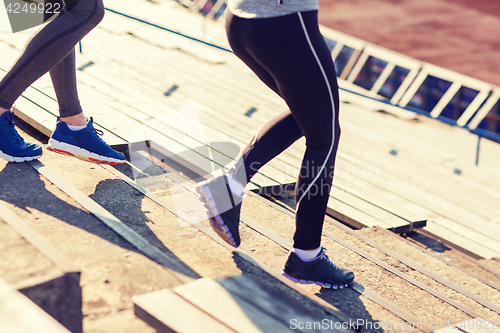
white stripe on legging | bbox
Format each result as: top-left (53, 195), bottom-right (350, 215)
top-left (295, 11), bottom-right (337, 209)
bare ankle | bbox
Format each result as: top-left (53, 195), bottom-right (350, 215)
top-left (60, 113), bottom-right (87, 126)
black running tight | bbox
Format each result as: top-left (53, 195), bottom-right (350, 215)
top-left (226, 10), bottom-right (341, 250)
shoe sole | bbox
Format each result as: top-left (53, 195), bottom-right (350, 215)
top-left (281, 271), bottom-right (353, 289)
top-left (47, 139), bottom-right (125, 165)
top-left (0, 149), bottom-right (42, 163)
top-left (196, 183), bottom-right (239, 247)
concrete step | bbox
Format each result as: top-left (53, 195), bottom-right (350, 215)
top-left (4, 123), bottom-right (360, 332)
top-left (119, 147), bottom-right (499, 332)
top-left (107, 158), bottom-right (425, 332)
top-left (480, 258), bottom-right (500, 274)
top-left (2, 0), bottom-right (500, 330)
top-left (0, 127), bottom-right (193, 332)
top-left (238, 193), bottom-right (500, 327)
top-left (0, 201), bottom-right (82, 332)
top-left (5, 120), bottom-right (499, 332)
top-left (359, 227), bottom-right (500, 311)
top-left (403, 230), bottom-right (500, 289)
top-left (74, 11), bottom-right (500, 258)
top-left (5, 6), bottom-right (499, 259)
top-left (3, 83), bottom-right (499, 332)
top-left (0, 277), bottom-right (71, 333)
top-left (134, 276), bottom-right (356, 333)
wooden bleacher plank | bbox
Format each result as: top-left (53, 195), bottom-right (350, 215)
top-left (93, 26), bottom-right (496, 231)
top-left (0, 201), bottom-right (79, 273)
top-left (336, 126), bottom-right (497, 253)
top-left (75, 24), bottom-right (427, 229)
top-left (335, 137), bottom-right (500, 241)
top-left (133, 271), bottom-right (358, 333)
top-left (341, 100), bottom-right (500, 192)
top-left (7, 2), bottom-right (500, 259)
top-left (335, 148), bottom-right (500, 229)
top-left (171, 276), bottom-right (351, 333)
top-left (335, 129), bottom-right (500, 228)
top-left (173, 277), bottom-right (291, 333)
top-left (0, 277), bottom-right (71, 333)
top-left (337, 101), bottom-right (500, 183)
top-left (432, 317), bottom-right (500, 333)
top-left (104, 0), bottom-right (230, 53)
top-left (136, 278), bottom-right (321, 333)
top-left (329, 190), bottom-right (407, 228)
top-left (334, 105), bottom-right (500, 217)
top-left (333, 175), bottom-right (427, 223)
top-left (89, 16), bottom-right (288, 124)
top-left (27, 160), bottom-right (195, 281)
top-left (340, 82), bottom-right (500, 174)
top-left (216, 275), bottom-right (349, 330)
top-left (0, 206), bottom-right (82, 333)
top-left (133, 288), bottom-right (236, 333)
top-left (425, 221), bottom-right (500, 259)
top-left (335, 125), bottom-right (500, 217)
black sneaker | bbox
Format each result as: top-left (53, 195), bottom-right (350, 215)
top-left (282, 247), bottom-right (355, 288)
top-left (196, 174), bottom-right (242, 247)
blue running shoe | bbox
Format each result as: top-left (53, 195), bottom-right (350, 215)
top-left (196, 174), bottom-right (242, 247)
top-left (282, 247), bottom-right (355, 289)
top-left (0, 110), bottom-right (42, 163)
top-left (47, 117), bottom-right (125, 165)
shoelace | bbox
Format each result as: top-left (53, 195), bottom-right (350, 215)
top-left (88, 118), bottom-right (106, 143)
top-left (94, 128), bottom-right (104, 136)
top-left (0, 118), bottom-right (24, 146)
top-left (319, 249), bottom-right (337, 268)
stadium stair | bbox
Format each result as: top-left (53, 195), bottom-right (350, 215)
top-left (1, 0), bottom-right (499, 331)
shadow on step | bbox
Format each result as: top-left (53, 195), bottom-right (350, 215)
top-left (0, 163), bottom-right (200, 279)
top-left (89, 178), bottom-right (201, 279)
top-left (233, 252), bottom-right (385, 333)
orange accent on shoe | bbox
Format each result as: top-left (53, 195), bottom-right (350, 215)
top-left (47, 147), bottom-right (75, 156)
top-left (88, 157), bottom-right (125, 165)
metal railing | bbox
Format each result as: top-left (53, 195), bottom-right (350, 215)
top-left (177, 0), bottom-right (227, 20)
top-left (321, 27), bottom-right (500, 144)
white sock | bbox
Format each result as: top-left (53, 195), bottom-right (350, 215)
top-left (294, 247), bottom-right (321, 262)
top-left (67, 123), bottom-right (87, 131)
top-left (226, 172), bottom-right (245, 197)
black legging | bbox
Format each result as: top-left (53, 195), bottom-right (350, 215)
top-left (226, 10), bottom-right (341, 250)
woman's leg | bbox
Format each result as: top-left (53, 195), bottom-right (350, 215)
top-left (221, 11), bottom-right (353, 287)
top-left (197, 10), bottom-right (353, 286)
top-left (0, 0), bottom-right (105, 111)
top-left (0, 0), bottom-right (124, 164)
top-left (44, 0), bottom-right (85, 124)
top-left (227, 11), bottom-right (341, 250)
